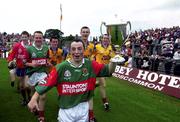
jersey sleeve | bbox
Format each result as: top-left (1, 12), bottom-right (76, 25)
top-left (35, 67), bottom-right (58, 95)
top-left (46, 47), bottom-right (50, 59)
top-left (92, 60), bottom-right (110, 77)
top-left (47, 49), bottom-right (50, 59)
top-left (7, 44), bottom-right (18, 62)
top-left (109, 46), bottom-right (115, 58)
top-left (26, 46), bottom-right (32, 62)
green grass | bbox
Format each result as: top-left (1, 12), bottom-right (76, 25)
top-left (0, 59), bottom-right (180, 122)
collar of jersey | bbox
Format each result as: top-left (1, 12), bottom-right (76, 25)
top-left (50, 47), bottom-right (58, 52)
top-left (21, 41), bottom-right (30, 48)
top-left (33, 43), bottom-right (43, 50)
top-left (67, 58), bottom-right (85, 68)
top-left (84, 40), bottom-right (89, 49)
top-left (101, 43), bottom-right (110, 49)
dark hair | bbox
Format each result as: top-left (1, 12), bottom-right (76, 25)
top-left (33, 31), bottom-right (43, 36)
top-left (80, 26), bottom-right (90, 32)
top-left (103, 34), bottom-right (109, 37)
top-left (69, 39), bottom-right (85, 50)
top-left (50, 37), bottom-right (59, 42)
top-left (21, 31), bottom-right (29, 37)
top-left (100, 34), bottom-right (109, 42)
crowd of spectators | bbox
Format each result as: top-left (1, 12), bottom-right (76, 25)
top-left (121, 26), bottom-right (180, 76)
top-left (0, 32), bottom-right (34, 58)
top-left (0, 32), bottom-right (17, 57)
top-left (0, 32), bottom-right (20, 48)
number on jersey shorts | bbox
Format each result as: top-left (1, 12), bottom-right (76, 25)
top-left (57, 102), bottom-right (89, 122)
top-left (28, 72), bottom-right (47, 86)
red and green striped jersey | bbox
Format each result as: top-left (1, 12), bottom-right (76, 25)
top-left (35, 58), bottom-right (110, 109)
top-left (26, 44), bottom-right (49, 76)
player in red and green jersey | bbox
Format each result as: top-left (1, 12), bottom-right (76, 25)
top-left (94, 34), bottom-right (115, 111)
top-left (28, 39), bottom-right (117, 122)
top-left (64, 26), bottom-right (97, 121)
top-left (25, 31), bottom-right (49, 122)
top-left (80, 26), bottom-right (98, 122)
top-left (26, 37), bottom-right (49, 77)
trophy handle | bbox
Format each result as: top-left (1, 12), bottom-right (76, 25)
top-left (126, 21), bottom-right (131, 39)
top-left (100, 22), bottom-right (107, 36)
top-left (123, 21), bottom-right (131, 45)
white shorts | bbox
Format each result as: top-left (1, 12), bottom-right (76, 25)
top-left (58, 102), bottom-right (89, 122)
top-left (27, 72), bottom-right (47, 86)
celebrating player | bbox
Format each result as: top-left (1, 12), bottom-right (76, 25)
top-left (25, 31), bottom-right (49, 122)
top-left (28, 39), bottom-right (118, 122)
top-left (94, 34), bottom-right (115, 111)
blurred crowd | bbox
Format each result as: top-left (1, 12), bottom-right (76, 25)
top-left (0, 32), bottom-right (33, 57)
top-left (121, 26), bottom-right (180, 76)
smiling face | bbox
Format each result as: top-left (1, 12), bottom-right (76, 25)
top-left (80, 27), bottom-right (90, 43)
top-left (21, 34), bottom-right (29, 45)
top-left (34, 32), bottom-right (43, 48)
top-left (70, 41), bottom-right (84, 64)
top-left (102, 34), bottom-right (110, 48)
top-left (20, 31), bottom-right (29, 46)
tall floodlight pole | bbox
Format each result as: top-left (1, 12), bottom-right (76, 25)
top-left (60, 4), bottom-right (62, 31)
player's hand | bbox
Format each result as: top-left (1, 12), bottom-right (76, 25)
top-left (46, 62), bottom-right (53, 67)
top-left (8, 60), bottom-right (16, 69)
top-left (28, 98), bottom-right (39, 113)
top-left (31, 62), bottom-right (39, 68)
